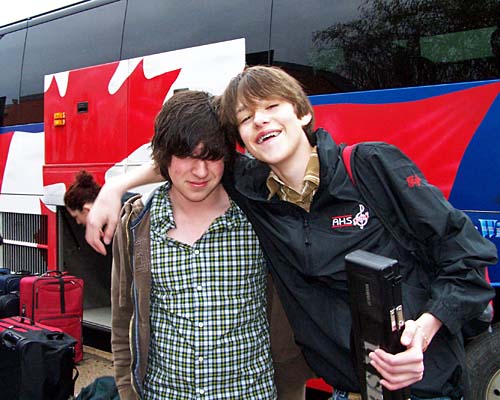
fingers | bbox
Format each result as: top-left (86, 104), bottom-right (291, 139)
top-left (102, 219), bottom-right (118, 246)
top-left (401, 319), bottom-right (428, 353)
top-left (85, 224), bottom-right (107, 255)
top-left (369, 338), bottom-right (424, 390)
top-left (368, 317), bottom-right (440, 391)
top-left (85, 209), bottom-right (113, 255)
top-left (84, 184), bottom-right (123, 255)
top-left (400, 319), bottom-right (418, 347)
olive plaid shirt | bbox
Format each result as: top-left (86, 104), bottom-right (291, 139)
top-left (143, 184), bottom-right (276, 399)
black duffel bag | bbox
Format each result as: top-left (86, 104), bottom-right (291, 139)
top-left (0, 316), bottom-right (78, 400)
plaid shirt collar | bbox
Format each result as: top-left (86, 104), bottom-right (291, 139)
top-left (266, 146), bottom-right (320, 211)
top-left (150, 182), bottom-right (241, 242)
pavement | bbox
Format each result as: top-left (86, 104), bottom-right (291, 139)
top-left (74, 346), bottom-right (114, 397)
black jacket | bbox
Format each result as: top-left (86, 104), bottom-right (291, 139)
top-left (224, 129), bottom-right (496, 398)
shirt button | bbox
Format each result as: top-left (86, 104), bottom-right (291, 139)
top-left (198, 356), bottom-right (204, 363)
top-left (198, 322), bottom-right (204, 328)
top-left (198, 388), bottom-right (205, 395)
top-left (194, 249), bottom-right (200, 255)
top-left (196, 284), bottom-right (203, 291)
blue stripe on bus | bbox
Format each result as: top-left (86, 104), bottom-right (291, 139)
top-left (0, 123), bottom-right (44, 134)
top-left (310, 80), bottom-right (498, 105)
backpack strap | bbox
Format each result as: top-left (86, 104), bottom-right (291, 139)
top-left (341, 144), bottom-right (356, 184)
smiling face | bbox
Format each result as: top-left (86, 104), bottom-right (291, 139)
top-left (236, 98), bottom-right (312, 168)
top-left (167, 144), bottom-right (226, 205)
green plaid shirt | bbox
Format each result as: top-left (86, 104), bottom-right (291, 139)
top-left (143, 184), bottom-right (276, 399)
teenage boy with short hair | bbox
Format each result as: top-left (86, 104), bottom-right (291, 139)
top-left (111, 90), bottom-right (276, 400)
top-left (90, 67), bottom-right (496, 400)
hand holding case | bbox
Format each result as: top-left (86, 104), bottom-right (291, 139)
top-left (345, 249), bottom-right (411, 400)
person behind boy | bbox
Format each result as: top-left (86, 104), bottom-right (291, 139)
top-left (64, 170), bottom-right (101, 226)
top-left (88, 67), bottom-right (496, 399)
top-left (111, 90), bottom-right (275, 399)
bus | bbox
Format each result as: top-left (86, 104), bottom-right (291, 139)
top-left (1, 0), bottom-right (499, 397)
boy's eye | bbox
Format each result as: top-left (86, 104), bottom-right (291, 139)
top-left (239, 115), bottom-right (251, 124)
top-left (267, 103), bottom-right (279, 110)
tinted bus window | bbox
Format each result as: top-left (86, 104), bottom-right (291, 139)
top-left (122, 0), bottom-right (271, 63)
top-left (0, 24), bottom-right (26, 126)
top-left (19, 1), bottom-right (126, 123)
top-left (272, 0), bottom-right (500, 94)
top-left (270, 0), bottom-right (363, 95)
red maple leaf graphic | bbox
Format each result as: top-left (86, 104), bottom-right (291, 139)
top-left (44, 60), bottom-right (180, 183)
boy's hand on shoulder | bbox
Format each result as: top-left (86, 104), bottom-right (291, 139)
top-left (85, 180), bottom-right (123, 255)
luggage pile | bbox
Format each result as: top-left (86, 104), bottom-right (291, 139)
top-left (0, 269), bottom-right (84, 400)
top-left (20, 271), bottom-right (84, 362)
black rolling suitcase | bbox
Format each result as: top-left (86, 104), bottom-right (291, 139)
top-left (0, 271), bottom-right (32, 295)
top-left (0, 291), bottom-right (20, 318)
top-left (0, 271), bottom-right (32, 318)
top-left (0, 316), bottom-right (78, 400)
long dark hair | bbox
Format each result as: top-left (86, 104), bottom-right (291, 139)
top-left (151, 90), bottom-right (233, 180)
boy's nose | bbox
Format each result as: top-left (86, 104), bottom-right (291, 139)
top-left (253, 109), bottom-right (269, 125)
top-left (192, 159), bottom-right (208, 176)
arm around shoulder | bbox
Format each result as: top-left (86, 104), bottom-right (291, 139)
top-left (85, 163), bottom-right (163, 254)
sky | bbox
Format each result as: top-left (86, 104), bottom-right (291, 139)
top-left (0, 0), bottom-right (81, 27)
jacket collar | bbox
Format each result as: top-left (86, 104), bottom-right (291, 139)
top-left (314, 128), bottom-right (341, 185)
top-left (228, 128), bottom-right (340, 200)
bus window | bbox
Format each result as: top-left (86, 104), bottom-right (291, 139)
top-left (272, 0), bottom-right (500, 94)
top-left (19, 1), bottom-right (126, 124)
top-left (270, 0), bottom-right (364, 95)
top-left (122, 0), bottom-right (271, 62)
top-left (0, 23), bottom-right (26, 127)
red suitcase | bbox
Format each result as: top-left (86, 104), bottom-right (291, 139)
top-left (19, 271), bottom-right (84, 362)
top-left (0, 316), bottom-right (63, 334)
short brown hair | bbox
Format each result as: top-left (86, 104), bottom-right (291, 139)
top-left (64, 170), bottom-right (101, 211)
top-left (219, 66), bottom-right (315, 146)
top-left (151, 90), bottom-right (232, 180)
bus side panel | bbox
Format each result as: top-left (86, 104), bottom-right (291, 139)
top-left (0, 124), bottom-right (49, 274)
top-left (43, 39), bottom-right (247, 193)
top-left (310, 80), bottom-right (500, 286)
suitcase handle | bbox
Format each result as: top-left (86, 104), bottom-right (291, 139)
top-left (2, 331), bottom-right (22, 349)
top-left (16, 316), bottom-right (35, 325)
top-left (15, 270), bottom-right (33, 276)
top-left (42, 270), bottom-right (65, 277)
top-left (47, 332), bottom-right (65, 341)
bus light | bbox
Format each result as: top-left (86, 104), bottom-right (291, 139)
top-left (53, 112), bottom-right (66, 127)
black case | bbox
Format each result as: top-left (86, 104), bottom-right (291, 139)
top-left (345, 249), bottom-right (411, 400)
top-left (0, 291), bottom-right (20, 318)
top-left (0, 271), bottom-right (32, 295)
top-left (0, 317), bottom-right (77, 400)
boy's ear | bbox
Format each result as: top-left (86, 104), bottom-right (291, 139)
top-left (300, 113), bottom-right (312, 126)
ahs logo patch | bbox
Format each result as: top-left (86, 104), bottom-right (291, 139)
top-left (331, 204), bottom-right (370, 230)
